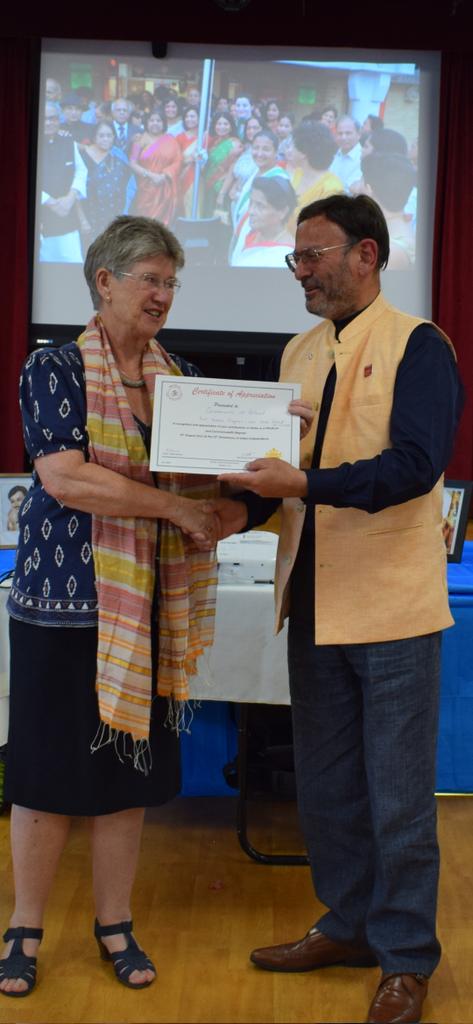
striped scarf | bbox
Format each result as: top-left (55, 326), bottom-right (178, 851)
top-left (77, 317), bottom-right (218, 766)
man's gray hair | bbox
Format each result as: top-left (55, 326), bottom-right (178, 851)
top-left (83, 215), bottom-right (185, 309)
top-left (111, 98), bottom-right (132, 113)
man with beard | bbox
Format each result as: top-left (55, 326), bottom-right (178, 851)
top-left (213, 194), bottom-right (464, 1024)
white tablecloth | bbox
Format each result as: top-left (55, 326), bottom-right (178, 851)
top-left (0, 531), bottom-right (289, 747)
top-left (191, 583), bottom-right (289, 705)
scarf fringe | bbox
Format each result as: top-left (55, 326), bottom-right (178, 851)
top-left (90, 721), bottom-right (153, 776)
top-left (164, 697), bottom-right (196, 735)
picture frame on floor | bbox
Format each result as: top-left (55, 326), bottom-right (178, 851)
top-left (0, 474), bottom-right (33, 549)
top-left (442, 479), bottom-right (472, 563)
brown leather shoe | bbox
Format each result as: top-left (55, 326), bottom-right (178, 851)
top-left (250, 926), bottom-right (378, 972)
top-left (366, 973), bottom-right (429, 1023)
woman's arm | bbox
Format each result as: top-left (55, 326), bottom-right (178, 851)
top-left (76, 199), bottom-right (92, 234)
top-left (162, 137), bottom-right (182, 182)
top-left (36, 448), bottom-right (217, 539)
top-left (129, 136), bottom-right (149, 179)
top-left (215, 159), bottom-right (238, 205)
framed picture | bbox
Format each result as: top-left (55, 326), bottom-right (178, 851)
top-left (0, 474), bottom-right (33, 549)
top-left (442, 480), bottom-right (472, 563)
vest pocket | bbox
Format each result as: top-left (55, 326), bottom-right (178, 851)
top-left (349, 392), bottom-right (392, 407)
top-left (366, 523), bottom-right (424, 536)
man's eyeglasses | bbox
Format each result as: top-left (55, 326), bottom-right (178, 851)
top-left (285, 242), bottom-right (354, 273)
top-left (116, 271), bottom-right (181, 294)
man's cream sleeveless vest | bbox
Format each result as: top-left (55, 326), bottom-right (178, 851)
top-left (274, 292), bottom-right (455, 643)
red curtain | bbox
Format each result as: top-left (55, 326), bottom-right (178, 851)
top-left (433, 52), bottom-right (473, 481)
top-left (0, 37), bottom-right (38, 471)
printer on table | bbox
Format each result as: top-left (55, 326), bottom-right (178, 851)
top-left (216, 531), bottom-right (277, 585)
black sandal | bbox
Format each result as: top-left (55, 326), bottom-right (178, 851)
top-left (94, 919), bottom-right (156, 989)
top-left (0, 926), bottom-right (43, 998)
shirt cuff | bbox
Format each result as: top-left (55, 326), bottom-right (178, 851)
top-left (305, 467), bottom-right (349, 507)
top-left (234, 491), bottom-right (280, 532)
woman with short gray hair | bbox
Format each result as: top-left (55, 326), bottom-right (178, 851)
top-left (1, 215), bottom-right (218, 998)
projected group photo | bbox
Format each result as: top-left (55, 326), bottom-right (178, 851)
top-left (38, 48), bottom-right (420, 274)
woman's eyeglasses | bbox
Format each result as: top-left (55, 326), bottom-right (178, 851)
top-left (116, 272), bottom-right (181, 293)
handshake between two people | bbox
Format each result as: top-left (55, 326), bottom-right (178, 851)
top-left (186, 398), bottom-right (313, 552)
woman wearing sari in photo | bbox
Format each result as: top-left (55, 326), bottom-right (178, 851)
top-left (79, 121), bottom-right (132, 239)
top-left (214, 115), bottom-right (262, 226)
top-left (130, 110), bottom-right (181, 225)
top-left (286, 121), bottom-right (343, 234)
top-left (229, 129), bottom-right (289, 262)
top-left (230, 175), bottom-right (297, 267)
top-left (202, 112), bottom-right (241, 216)
top-left (176, 106), bottom-right (206, 217)
top-left (163, 93), bottom-right (184, 137)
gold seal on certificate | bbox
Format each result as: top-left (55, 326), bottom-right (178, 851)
top-left (150, 376), bottom-right (301, 475)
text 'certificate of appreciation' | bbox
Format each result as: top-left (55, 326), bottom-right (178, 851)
top-left (150, 376), bottom-right (301, 475)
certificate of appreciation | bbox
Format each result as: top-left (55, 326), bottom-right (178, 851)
top-left (150, 376), bottom-right (302, 475)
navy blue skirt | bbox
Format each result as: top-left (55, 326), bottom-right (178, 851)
top-left (5, 617), bottom-right (180, 815)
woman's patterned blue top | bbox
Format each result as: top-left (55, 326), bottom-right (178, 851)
top-left (7, 343), bottom-right (97, 626)
top-left (7, 343), bottom-right (202, 628)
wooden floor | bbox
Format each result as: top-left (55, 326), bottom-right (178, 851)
top-left (0, 795), bottom-right (472, 1023)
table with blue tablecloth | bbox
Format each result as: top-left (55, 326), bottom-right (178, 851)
top-left (181, 540), bottom-right (473, 796)
top-left (437, 541), bottom-right (473, 791)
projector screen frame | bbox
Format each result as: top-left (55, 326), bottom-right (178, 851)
top-left (29, 38), bottom-right (440, 358)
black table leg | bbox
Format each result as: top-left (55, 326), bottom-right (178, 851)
top-left (236, 704), bottom-right (309, 865)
